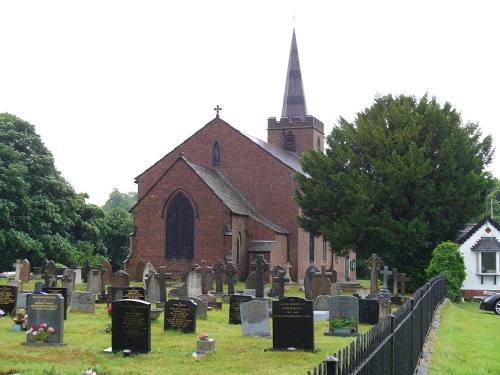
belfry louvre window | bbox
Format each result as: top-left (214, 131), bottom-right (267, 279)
top-left (166, 193), bottom-right (194, 258)
top-left (284, 131), bottom-right (296, 152)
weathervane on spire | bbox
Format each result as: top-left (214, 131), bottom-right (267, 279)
top-left (214, 105), bottom-right (222, 118)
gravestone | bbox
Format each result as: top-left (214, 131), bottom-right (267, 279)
top-left (268, 265), bottom-right (285, 297)
top-left (185, 264), bottom-right (202, 297)
top-left (0, 285), bottom-right (18, 314)
top-left (366, 253), bottom-right (383, 298)
top-left (153, 266), bottom-right (170, 307)
top-left (111, 299), bottom-right (151, 353)
top-left (311, 264), bottom-right (332, 302)
top-left (164, 299), bottom-right (196, 333)
top-left (13, 259), bottom-right (22, 280)
top-left (213, 259), bottom-right (225, 294)
top-left (135, 261), bottom-right (145, 282)
top-left (250, 255), bottom-right (269, 298)
top-left (111, 270), bottom-right (130, 287)
top-left (143, 262), bottom-right (155, 284)
top-left (74, 268), bottom-right (82, 289)
top-left (185, 297), bottom-right (208, 319)
top-left (325, 295), bottom-right (359, 337)
top-left (45, 260), bottom-right (57, 280)
top-left (284, 262), bottom-right (292, 282)
top-left (240, 300), bottom-right (271, 337)
top-left (42, 287), bottom-right (68, 320)
top-left (122, 286), bottom-right (146, 301)
top-left (304, 265), bottom-right (319, 300)
top-left (269, 297), bottom-right (316, 352)
top-left (62, 269), bottom-right (76, 295)
top-left (20, 259), bottom-right (31, 283)
top-left (397, 273), bottom-right (411, 296)
top-left (225, 262), bottom-right (237, 295)
top-left (145, 273), bottom-right (161, 304)
top-left (82, 262), bottom-right (92, 283)
top-left (26, 294), bottom-right (65, 345)
top-left (378, 265), bottom-right (392, 300)
top-left (87, 268), bottom-right (102, 295)
top-left (70, 291), bottom-right (95, 313)
top-left (34, 282), bottom-right (45, 293)
top-left (359, 298), bottom-right (392, 324)
top-left (229, 294), bottom-right (253, 324)
top-left (197, 261), bottom-right (213, 295)
top-left (101, 260), bottom-right (112, 285)
top-left (245, 271), bottom-right (256, 290)
top-left (44, 270), bottom-right (57, 288)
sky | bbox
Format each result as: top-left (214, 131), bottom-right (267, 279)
top-left (1, 1), bottom-right (499, 206)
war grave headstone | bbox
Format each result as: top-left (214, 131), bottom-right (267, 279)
top-left (135, 261), bottom-right (145, 282)
top-left (20, 259), bottom-right (31, 283)
top-left (70, 291), bottom-right (95, 313)
top-left (0, 285), bottom-right (18, 314)
top-left (251, 255), bottom-right (269, 299)
top-left (111, 270), bottom-right (130, 288)
top-left (185, 264), bottom-right (202, 297)
top-left (42, 287), bottom-right (68, 320)
top-left (325, 295), bottom-right (359, 337)
top-left (25, 293), bottom-right (65, 345)
top-left (110, 299), bottom-right (151, 354)
top-left (142, 262), bottom-right (155, 285)
top-left (164, 299), bottom-right (197, 333)
top-left (240, 299), bottom-right (271, 337)
top-left (304, 265), bottom-right (319, 300)
top-left (213, 259), bottom-right (225, 295)
top-left (229, 294), bottom-right (253, 324)
top-left (267, 297), bottom-right (317, 352)
top-left (101, 260), bottom-right (112, 285)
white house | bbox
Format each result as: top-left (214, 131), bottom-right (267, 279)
top-left (456, 217), bottom-right (500, 299)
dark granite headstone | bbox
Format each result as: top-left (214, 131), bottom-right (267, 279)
top-left (164, 299), bottom-right (196, 333)
top-left (42, 287), bottom-right (68, 320)
top-left (112, 299), bottom-right (151, 353)
top-left (359, 298), bottom-right (380, 324)
top-left (26, 294), bottom-right (64, 344)
top-left (111, 286), bottom-right (146, 302)
top-left (270, 297), bottom-right (315, 352)
top-left (229, 294), bottom-right (253, 324)
top-left (0, 285), bottom-right (18, 314)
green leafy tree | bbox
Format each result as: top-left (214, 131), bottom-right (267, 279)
top-left (103, 208), bottom-right (133, 271)
top-left (102, 189), bottom-right (137, 211)
top-left (295, 94), bottom-right (494, 287)
top-left (426, 241), bottom-right (466, 302)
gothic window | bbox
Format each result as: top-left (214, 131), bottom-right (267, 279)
top-left (166, 193), bottom-right (194, 258)
top-left (284, 130), bottom-right (296, 152)
top-left (212, 141), bottom-right (221, 165)
top-left (309, 234), bottom-right (315, 263)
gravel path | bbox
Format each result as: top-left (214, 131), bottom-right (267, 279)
top-left (414, 298), bottom-right (449, 374)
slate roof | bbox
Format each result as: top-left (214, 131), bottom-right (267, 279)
top-left (471, 237), bottom-right (500, 252)
top-left (185, 159), bottom-right (289, 235)
top-left (456, 217), bottom-right (500, 244)
top-left (241, 132), bottom-right (303, 173)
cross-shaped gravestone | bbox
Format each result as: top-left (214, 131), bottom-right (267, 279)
top-left (366, 253), bottom-right (384, 295)
top-left (284, 262), bottom-right (292, 282)
top-left (397, 273), bottom-right (411, 295)
top-left (154, 266), bottom-right (171, 303)
top-left (13, 260), bottom-right (22, 280)
top-left (251, 255), bottom-right (269, 298)
top-left (392, 268), bottom-right (399, 296)
top-left (213, 259), bottom-right (225, 294)
top-left (314, 264), bottom-right (333, 296)
top-left (379, 266), bottom-right (391, 289)
top-left (196, 260), bottom-right (213, 295)
top-left (225, 263), bottom-right (237, 295)
top-left (275, 270), bottom-right (286, 299)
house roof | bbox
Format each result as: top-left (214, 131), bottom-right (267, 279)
top-left (185, 158), bottom-right (289, 235)
top-left (471, 237), bottom-right (500, 252)
top-left (456, 217), bottom-right (500, 244)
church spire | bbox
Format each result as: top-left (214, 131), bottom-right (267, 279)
top-left (281, 28), bottom-right (307, 119)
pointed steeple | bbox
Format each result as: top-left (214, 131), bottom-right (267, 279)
top-left (281, 28), bottom-right (307, 119)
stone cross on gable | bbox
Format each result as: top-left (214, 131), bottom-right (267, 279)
top-left (225, 262), bottom-right (237, 295)
top-left (213, 259), bottom-right (225, 294)
top-left (154, 266), bottom-right (171, 303)
top-left (196, 260), bottom-right (212, 295)
top-left (251, 255), bottom-right (269, 298)
top-left (273, 270), bottom-right (286, 299)
top-left (366, 253), bottom-right (384, 294)
top-left (397, 273), bottom-right (411, 295)
top-left (214, 104), bottom-right (222, 117)
top-left (314, 264), bottom-right (333, 295)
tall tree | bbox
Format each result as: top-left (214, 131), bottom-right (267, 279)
top-left (295, 94), bottom-right (495, 286)
top-left (102, 189), bottom-right (137, 211)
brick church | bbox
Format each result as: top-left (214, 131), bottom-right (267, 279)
top-left (125, 29), bottom-right (356, 282)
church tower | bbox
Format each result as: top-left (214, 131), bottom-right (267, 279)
top-left (268, 28), bottom-right (324, 155)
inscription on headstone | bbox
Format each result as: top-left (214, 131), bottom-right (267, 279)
top-left (0, 285), bottom-right (18, 314)
top-left (229, 295), bottom-right (253, 324)
top-left (26, 294), bottom-right (65, 344)
top-left (164, 299), bottom-right (196, 333)
top-left (325, 295), bottom-right (359, 336)
top-left (112, 299), bottom-right (151, 353)
top-left (42, 287), bottom-right (68, 320)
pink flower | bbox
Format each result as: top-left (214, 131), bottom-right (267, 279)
top-left (48, 327), bottom-right (56, 334)
top-left (198, 333), bottom-right (209, 340)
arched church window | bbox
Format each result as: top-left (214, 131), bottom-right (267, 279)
top-left (166, 193), bottom-right (194, 258)
top-left (284, 130), bottom-right (296, 152)
top-left (212, 141), bottom-right (221, 165)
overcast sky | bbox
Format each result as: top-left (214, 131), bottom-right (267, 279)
top-left (1, 1), bottom-right (498, 206)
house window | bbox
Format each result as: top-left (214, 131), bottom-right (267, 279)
top-left (309, 234), bottom-right (315, 263)
top-left (212, 141), bottom-right (221, 165)
top-left (322, 239), bottom-right (328, 263)
top-left (481, 252), bottom-right (497, 273)
top-left (284, 131), bottom-right (296, 152)
top-left (166, 193), bottom-right (194, 258)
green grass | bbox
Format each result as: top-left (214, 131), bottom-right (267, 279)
top-left (428, 301), bottom-right (500, 375)
top-left (0, 282), bottom-right (368, 375)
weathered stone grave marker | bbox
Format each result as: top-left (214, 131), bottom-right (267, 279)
top-left (325, 295), bottom-right (359, 337)
top-left (240, 300), bottom-right (271, 337)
